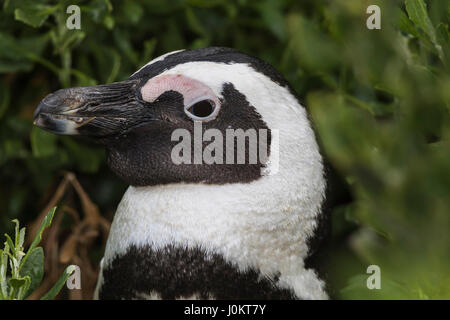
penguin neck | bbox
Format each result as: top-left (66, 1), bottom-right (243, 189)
top-left (103, 165), bottom-right (327, 299)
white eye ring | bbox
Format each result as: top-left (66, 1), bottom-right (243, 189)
top-left (184, 95), bottom-right (220, 121)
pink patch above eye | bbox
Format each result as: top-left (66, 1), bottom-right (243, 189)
top-left (140, 74), bottom-right (220, 108)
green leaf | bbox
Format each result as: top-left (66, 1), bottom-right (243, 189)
top-left (18, 227), bottom-right (25, 251)
top-left (0, 60), bottom-right (33, 73)
top-left (4, 234), bottom-right (15, 256)
top-left (50, 30), bottom-right (86, 55)
top-left (17, 276), bottom-right (31, 300)
top-left (30, 126), bottom-right (58, 158)
top-left (405, 0), bottom-right (436, 43)
top-left (3, 139), bottom-right (28, 160)
top-left (113, 29), bottom-right (139, 65)
top-left (0, 32), bottom-right (33, 72)
top-left (12, 219), bottom-right (19, 249)
top-left (0, 32), bottom-right (50, 73)
top-left (255, 0), bottom-right (286, 41)
top-left (9, 277), bottom-right (26, 289)
top-left (14, 3), bottom-right (58, 28)
top-left (20, 247), bottom-right (44, 298)
top-left (0, 249), bottom-right (9, 298)
top-left (286, 13), bottom-right (340, 71)
top-left (436, 23), bottom-right (450, 65)
top-left (29, 207), bottom-right (56, 253)
top-left (103, 15), bottom-right (115, 30)
top-left (395, 8), bottom-right (420, 37)
top-left (123, 0), bottom-right (143, 24)
top-left (40, 265), bottom-right (76, 300)
top-left (84, 0), bottom-right (113, 23)
top-left (19, 207), bottom-right (56, 271)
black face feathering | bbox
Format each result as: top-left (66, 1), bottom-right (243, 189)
top-left (104, 82), bottom-right (270, 186)
top-left (107, 47), bottom-right (277, 186)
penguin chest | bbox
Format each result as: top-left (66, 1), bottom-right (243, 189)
top-left (95, 182), bottom-right (328, 300)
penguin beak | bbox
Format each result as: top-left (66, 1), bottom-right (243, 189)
top-left (33, 80), bottom-right (142, 137)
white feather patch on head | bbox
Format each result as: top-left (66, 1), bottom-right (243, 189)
top-left (131, 49), bottom-right (185, 77)
top-left (100, 60), bottom-right (328, 299)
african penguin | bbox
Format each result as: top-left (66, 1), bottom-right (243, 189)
top-left (33, 47), bottom-right (328, 300)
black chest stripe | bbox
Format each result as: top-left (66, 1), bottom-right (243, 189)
top-left (99, 244), bottom-right (297, 300)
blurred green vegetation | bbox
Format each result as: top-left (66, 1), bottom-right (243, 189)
top-left (0, 0), bottom-right (449, 299)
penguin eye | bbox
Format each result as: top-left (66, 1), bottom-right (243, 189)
top-left (188, 100), bottom-right (214, 117)
top-left (185, 99), bottom-right (219, 121)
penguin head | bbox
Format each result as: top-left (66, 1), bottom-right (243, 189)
top-left (35, 48), bottom-right (329, 299)
top-left (34, 47), bottom-right (323, 192)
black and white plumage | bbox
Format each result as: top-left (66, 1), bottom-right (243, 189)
top-left (33, 47), bottom-right (328, 300)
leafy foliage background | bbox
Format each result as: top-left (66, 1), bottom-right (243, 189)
top-left (0, 0), bottom-right (449, 299)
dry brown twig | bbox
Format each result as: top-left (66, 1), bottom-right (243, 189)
top-left (26, 172), bottom-right (110, 300)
